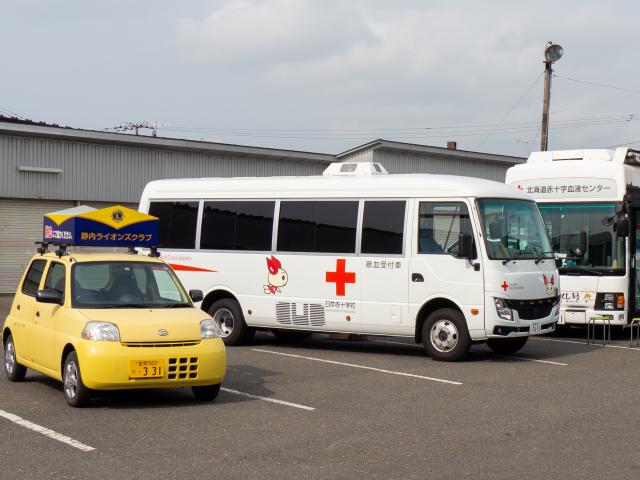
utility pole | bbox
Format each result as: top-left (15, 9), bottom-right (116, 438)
top-left (540, 42), bottom-right (563, 151)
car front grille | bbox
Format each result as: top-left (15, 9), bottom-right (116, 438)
top-left (122, 341), bottom-right (200, 348)
top-left (167, 356), bottom-right (199, 380)
top-left (507, 297), bottom-right (558, 320)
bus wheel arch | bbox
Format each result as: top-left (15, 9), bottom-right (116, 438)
top-left (201, 288), bottom-right (238, 314)
top-left (415, 297), bottom-right (464, 344)
top-left (202, 289), bottom-right (255, 346)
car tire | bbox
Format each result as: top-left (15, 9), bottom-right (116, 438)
top-left (486, 337), bottom-right (528, 354)
top-left (192, 383), bottom-right (221, 402)
top-left (62, 351), bottom-right (92, 408)
top-left (208, 298), bottom-right (255, 346)
top-left (272, 329), bottom-right (310, 342)
top-left (422, 308), bottom-right (471, 362)
top-left (3, 333), bottom-right (27, 382)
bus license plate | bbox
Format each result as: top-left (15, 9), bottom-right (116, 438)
top-left (129, 360), bottom-right (164, 379)
top-left (530, 322), bottom-right (542, 335)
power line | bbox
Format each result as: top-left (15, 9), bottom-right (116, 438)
top-left (0, 105), bottom-right (23, 119)
top-left (554, 75), bottom-right (640, 94)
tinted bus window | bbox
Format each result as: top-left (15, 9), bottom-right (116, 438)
top-left (149, 201), bottom-right (198, 249)
top-left (361, 201), bottom-right (406, 255)
top-left (277, 201), bottom-right (358, 253)
top-left (21, 259), bottom-right (47, 296)
top-left (201, 201), bottom-right (274, 251)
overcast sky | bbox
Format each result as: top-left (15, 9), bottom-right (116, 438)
top-left (2, 0), bottom-right (639, 157)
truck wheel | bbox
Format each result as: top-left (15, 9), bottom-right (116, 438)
top-left (192, 384), bottom-right (221, 402)
top-left (62, 351), bottom-right (91, 407)
top-left (486, 337), bottom-right (528, 354)
top-left (422, 308), bottom-right (471, 361)
top-left (208, 298), bottom-right (255, 346)
top-left (4, 334), bottom-right (27, 382)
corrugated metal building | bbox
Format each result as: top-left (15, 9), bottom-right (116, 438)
top-left (0, 117), bottom-right (524, 293)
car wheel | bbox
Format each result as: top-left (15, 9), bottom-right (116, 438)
top-left (422, 308), bottom-right (471, 361)
top-left (208, 298), bottom-right (254, 346)
top-left (62, 351), bottom-right (91, 407)
top-left (272, 329), bottom-right (310, 342)
top-left (192, 383), bottom-right (221, 402)
top-left (4, 334), bottom-right (27, 382)
top-left (486, 337), bottom-right (528, 354)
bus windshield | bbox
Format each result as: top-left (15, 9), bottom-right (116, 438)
top-left (71, 261), bottom-right (191, 309)
top-left (477, 199), bottom-right (553, 261)
top-left (537, 203), bottom-right (625, 275)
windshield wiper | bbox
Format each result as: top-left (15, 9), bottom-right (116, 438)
top-left (502, 250), bottom-right (534, 265)
top-left (160, 303), bottom-right (192, 308)
top-left (534, 251), bottom-right (555, 264)
top-left (95, 303), bottom-right (156, 309)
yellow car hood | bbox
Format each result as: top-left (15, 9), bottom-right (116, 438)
top-left (78, 307), bottom-right (205, 342)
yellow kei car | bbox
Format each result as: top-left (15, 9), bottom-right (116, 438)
top-left (2, 252), bottom-right (226, 407)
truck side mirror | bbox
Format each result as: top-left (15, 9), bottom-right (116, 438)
top-left (189, 289), bottom-right (204, 303)
top-left (457, 233), bottom-right (474, 260)
top-left (614, 217), bottom-right (630, 237)
top-left (36, 289), bottom-right (63, 305)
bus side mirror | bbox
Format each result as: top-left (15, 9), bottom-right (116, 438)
top-left (189, 289), bottom-right (204, 303)
top-left (457, 233), bottom-right (474, 260)
top-left (36, 289), bottom-right (63, 305)
top-left (614, 217), bottom-right (630, 237)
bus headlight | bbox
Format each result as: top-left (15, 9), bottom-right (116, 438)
top-left (595, 293), bottom-right (624, 311)
top-left (200, 319), bottom-right (221, 339)
top-left (494, 298), bottom-right (513, 321)
top-left (81, 322), bottom-right (120, 341)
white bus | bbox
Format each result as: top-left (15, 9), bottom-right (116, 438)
top-left (506, 148), bottom-right (640, 327)
top-left (139, 162), bottom-right (559, 361)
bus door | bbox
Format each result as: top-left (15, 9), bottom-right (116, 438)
top-left (409, 200), bottom-right (484, 333)
top-left (630, 208), bottom-right (640, 318)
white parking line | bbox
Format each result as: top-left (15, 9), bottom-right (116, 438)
top-left (252, 348), bottom-right (463, 385)
top-left (372, 338), bottom-right (567, 365)
top-left (0, 409), bottom-right (95, 452)
top-left (221, 387), bottom-right (315, 411)
top-left (532, 336), bottom-right (640, 351)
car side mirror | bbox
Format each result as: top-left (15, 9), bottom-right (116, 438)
top-left (614, 217), bottom-right (630, 237)
top-left (457, 233), bottom-right (474, 260)
top-left (36, 289), bottom-right (63, 305)
top-left (189, 289), bottom-right (203, 303)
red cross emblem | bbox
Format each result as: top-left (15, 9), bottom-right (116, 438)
top-left (326, 259), bottom-right (356, 297)
top-left (501, 281), bottom-right (509, 291)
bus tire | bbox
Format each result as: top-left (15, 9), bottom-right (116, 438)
top-left (208, 298), bottom-right (255, 346)
top-left (486, 337), bottom-right (528, 354)
top-left (4, 333), bottom-right (27, 382)
top-left (422, 308), bottom-right (471, 361)
top-left (272, 329), bottom-right (310, 342)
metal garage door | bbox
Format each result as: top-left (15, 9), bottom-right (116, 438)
top-left (0, 199), bottom-right (74, 294)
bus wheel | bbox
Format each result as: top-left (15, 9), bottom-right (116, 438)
top-left (272, 329), bottom-right (310, 342)
top-left (209, 299), bottom-right (255, 346)
top-left (422, 308), bottom-right (471, 362)
top-left (4, 334), bottom-right (27, 382)
top-left (486, 337), bottom-right (528, 354)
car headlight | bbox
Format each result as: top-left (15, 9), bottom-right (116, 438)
top-left (595, 292), bottom-right (624, 311)
top-left (494, 297), bottom-right (513, 321)
top-left (81, 321), bottom-right (120, 341)
top-left (200, 319), bottom-right (220, 339)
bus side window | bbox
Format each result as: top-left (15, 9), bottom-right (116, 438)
top-left (418, 202), bottom-right (474, 256)
top-left (200, 201), bottom-right (275, 251)
top-left (361, 201), bottom-right (406, 255)
top-left (148, 201), bottom-right (198, 249)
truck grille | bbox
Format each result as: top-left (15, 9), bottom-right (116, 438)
top-left (507, 297), bottom-right (558, 320)
top-left (167, 356), bottom-right (198, 380)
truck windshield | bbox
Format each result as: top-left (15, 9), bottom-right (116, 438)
top-left (477, 199), bottom-right (553, 261)
top-left (71, 261), bottom-right (191, 308)
top-left (537, 203), bottom-right (625, 275)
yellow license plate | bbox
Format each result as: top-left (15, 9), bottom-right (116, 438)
top-left (129, 360), bottom-right (164, 379)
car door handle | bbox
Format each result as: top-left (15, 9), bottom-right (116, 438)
top-left (35, 311), bottom-right (40, 318)
top-left (16, 305), bottom-right (20, 311)
top-left (412, 273), bottom-right (424, 282)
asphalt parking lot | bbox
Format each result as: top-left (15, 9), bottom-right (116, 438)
top-left (2, 296), bottom-right (640, 480)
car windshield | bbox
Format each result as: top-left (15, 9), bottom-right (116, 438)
top-left (71, 261), bottom-right (191, 308)
top-left (537, 203), bottom-right (625, 275)
top-left (477, 198), bottom-right (553, 261)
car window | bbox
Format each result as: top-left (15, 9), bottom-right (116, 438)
top-left (44, 262), bottom-right (66, 295)
top-left (21, 259), bottom-right (47, 297)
